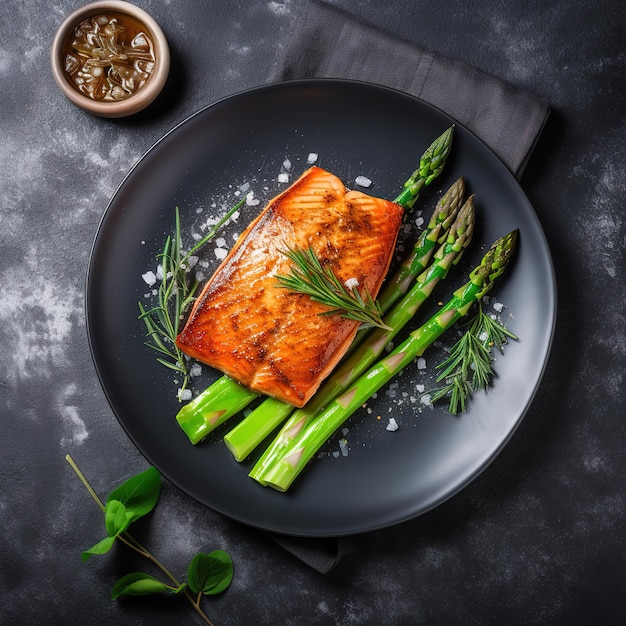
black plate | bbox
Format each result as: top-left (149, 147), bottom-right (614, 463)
top-left (86, 80), bottom-right (555, 537)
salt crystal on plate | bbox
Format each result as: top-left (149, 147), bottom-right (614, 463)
top-left (189, 363), bottom-right (203, 377)
top-left (246, 191), bottom-right (260, 206)
top-left (178, 389), bottom-right (192, 402)
top-left (386, 417), bottom-right (399, 431)
top-left (277, 172), bottom-right (289, 183)
top-left (142, 271), bottom-right (157, 286)
top-left (355, 175), bottom-right (372, 187)
top-left (306, 152), bottom-right (318, 164)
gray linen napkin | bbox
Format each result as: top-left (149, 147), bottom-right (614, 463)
top-left (265, 0), bottom-right (550, 573)
top-left (268, 0), bottom-right (550, 179)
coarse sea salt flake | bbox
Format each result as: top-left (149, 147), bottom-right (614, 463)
top-left (492, 301), bottom-right (504, 313)
top-left (214, 248), bottom-right (227, 260)
top-left (277, 172), bottom-right (289, 183)
top-left (417, 357), bottom-right (427, 370)
top-left (307, 152), bottom-right (318, 164)
top-left (386, 418), bottom-right (399, 431)
top-left (178, 389), bottom-right (192, 402)
top-left (246, 191), bottom-right (260, 206)
top-left (283, 158), bottom-right (292, 170)
top-left (142, 271), bottom-right (157, 286)
top-left (189, 363), bottom-right (203, 377)
top-left (355, 175), bottom-right (372, 187)
top-left (344, 277), bottom-right (359, 289)
top-left (339, 439), bottom-right (349, 456)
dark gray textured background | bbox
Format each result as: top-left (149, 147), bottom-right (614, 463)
top-left (1, 1), bottom-right (624, 624)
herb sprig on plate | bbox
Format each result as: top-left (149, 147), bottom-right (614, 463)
top-left (275, 246), bottom-right (391, 330)
top-left (138, 199), bottom-right (246, 398)
top-left (428, 302), bottom-right (518, 414)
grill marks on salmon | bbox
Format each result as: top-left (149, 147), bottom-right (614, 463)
top-left (176, 166), bottom-right (404, 407)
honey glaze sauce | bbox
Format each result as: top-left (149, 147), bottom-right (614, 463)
top-left (63, 13), bottom-right (155, 101)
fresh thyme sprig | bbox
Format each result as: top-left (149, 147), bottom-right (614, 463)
top-left (275, 246), bottom-right (391, 330)
top-left (138, 198), bottom-right (246, 398)
top-left (428, 301), bottom-right (518, 414)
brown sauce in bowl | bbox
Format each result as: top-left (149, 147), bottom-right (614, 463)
top-left (62, 13), bottom-right (155, 102)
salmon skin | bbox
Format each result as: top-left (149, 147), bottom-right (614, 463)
top-left (176, 166), bottom-right (404, 407)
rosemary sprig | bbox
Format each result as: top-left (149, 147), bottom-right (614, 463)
top-left (275, 246), bottom-right (391, 330)
top-left (138, 198), bottom-right (246, 398)
top-left (429, 301), bottom-right (518, 414)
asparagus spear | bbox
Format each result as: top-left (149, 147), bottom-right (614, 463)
top-left (394, 125), bottom-right (454, 209)
top-left (233, 194), bottom-right (474, 465)
top-left (175, 128), bottom-right (455, 445)
top-left (175, 376), bottom-right (258, 444)
top-left (378, 173), bottom-right (464, 313)
top-left (255, 229), bottom-right (519, 492)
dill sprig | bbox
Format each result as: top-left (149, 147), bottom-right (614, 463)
top-left (429, 302), bottom-right (518, 414)
top-left (138, 198), bottom-right (246, 398)
top-left (275, 246), bottom-right (391, 330)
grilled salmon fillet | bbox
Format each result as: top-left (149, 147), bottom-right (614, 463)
top-left (176, 166), bottom-right (404, 407)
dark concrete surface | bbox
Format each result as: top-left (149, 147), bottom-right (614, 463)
top-left (1, 1), bottom-right (624, 624)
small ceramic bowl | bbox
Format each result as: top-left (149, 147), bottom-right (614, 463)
top-left (51, 1), bottom-right (170, 117)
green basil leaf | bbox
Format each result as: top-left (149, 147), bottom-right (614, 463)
top-left (187, 550), bottom-right (233, 596)
top-left (81, 535), bottom-right (116, 562)
top-left (105, 500), bottom-right (133, 537)
top-left (111, 572), bottom-right (173, 599)
top-left (106, 467), bottom-right (161, 524)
